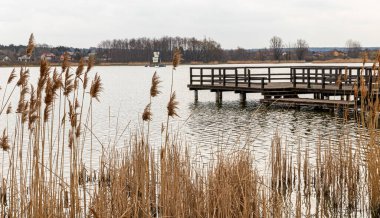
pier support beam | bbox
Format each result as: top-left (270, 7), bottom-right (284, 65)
top-left (239, 92), bottom-right (246, 105)
top-left (263, 95), bottom-right (271, 106)
top-left (346, 95), bottom-right (351, 101)
top-left (194, 90), bottom-right (198, 102)
top-left (314, 93), bottom-right (322, 99)
top-left (215, 91), bottom-right (223, 104)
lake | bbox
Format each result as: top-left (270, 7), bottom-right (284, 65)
top-left (0, 63), bottom-right (367, 173)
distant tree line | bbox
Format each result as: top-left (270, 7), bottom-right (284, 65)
top-left (96, 37), bottom-right (224, 63)
top-left (267, 36), bottom-right (368, 61)
top-left (0, 36), bottom-right (376, 64)
top-left (97, 36), bottom-right (368, 63)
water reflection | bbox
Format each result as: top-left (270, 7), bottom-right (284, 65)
top-left (184, 99), bottom-right (360, 169)
top-left (0, 64), bottom-right (368, 173)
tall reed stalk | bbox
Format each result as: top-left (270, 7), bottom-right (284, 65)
top-left (1, 35), bottom-right (380, 217)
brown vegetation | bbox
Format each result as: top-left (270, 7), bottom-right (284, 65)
top-left (0, 36), bottom-right (380, 217)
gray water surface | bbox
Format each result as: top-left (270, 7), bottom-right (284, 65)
top-left (0, 63), bottom-right (366, 173)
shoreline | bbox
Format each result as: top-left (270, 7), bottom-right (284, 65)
top-left (0, 58), bottom-right (368, 68)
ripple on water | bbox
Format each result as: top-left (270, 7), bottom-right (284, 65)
top-left (184, 99), bottom-right (365, 170)
top-left (0, 65), bottom-right (369, 174)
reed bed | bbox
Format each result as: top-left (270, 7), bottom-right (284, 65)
top-left (0, 35), bottom-right (380, 217)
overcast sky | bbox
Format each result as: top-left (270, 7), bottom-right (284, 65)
top-left (1, 0), bottom-right (379, 49)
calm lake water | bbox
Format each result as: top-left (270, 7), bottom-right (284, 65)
top-left (0, 63), bottom-right (368, 173)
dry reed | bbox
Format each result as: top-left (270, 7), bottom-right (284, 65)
top-left (26, 33), bottom-right (35, 57)
top-left (1, 35), bottom-right (380, 218)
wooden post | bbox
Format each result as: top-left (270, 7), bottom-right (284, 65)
top-left (244, 68), bottom-right (247, 83)
top-left (322, 69), bottom-right (326, 89)
top-left (307, 68), bottom-right (311, 88)
top-left (223, 69), bottom-right (226, 86)
top-left (293, 68), bottom-right (297, 88)
top-left (194, 90), bottom-right (198, 102)
top-left (235, 68), bottom-right (238, 87)
top-left (268, 68), bottom-right (271, 83)
top-left (261, 78), bottom-right (265, 89)
top-left (218, 69), bottom-right (222, 84)
top-left (200, 68), bottom-right (203, 85)
top-left (190, 67), bottom-right (193, 85)
top-left (315, 68), bottom-right (318, 83)
top-left (357, 68), bottom-right (361, 88)
top-left (211, 69), bottom-right (214, 85)
top-left (344, 68), bottom-right (348, 85)
top-left (349, 68), bottom-right (352, 84)
top-left (239, 92), bottom-right (246, 105)
top-left (248, 69), bottom-right (251, 87)
top-left (216, 91), bottom-right (223, 104)
top-left (329, 69), bottom-right (333, 84)
top-left (302, 68), bottom-right (305, 83)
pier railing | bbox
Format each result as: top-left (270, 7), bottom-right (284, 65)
top-left (189, 66), bottom-right (376, 91)
top-left (291, 66), bottom-right (376, 91)
top-left (189, 66), bottom-right (292, 88)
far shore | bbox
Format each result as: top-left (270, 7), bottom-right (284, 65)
top-left (0, 58), bottom-right (370, 68)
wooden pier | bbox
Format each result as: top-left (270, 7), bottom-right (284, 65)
top-left (188, 66), bottom-right (378, 109)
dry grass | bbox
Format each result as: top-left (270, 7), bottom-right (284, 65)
top-left (1, 35), bottom-right (380, 217)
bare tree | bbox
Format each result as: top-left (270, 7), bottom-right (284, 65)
top-left (270, 36), bottom-right (283, 61)
top-left (346, 39), bottom-right (362, 58)
top-left (256, 48), bottom-right (267, 61)
top-left (295, 39), bottom-right (309, 60)
top-left (284, 42), bottom-right (293, 61)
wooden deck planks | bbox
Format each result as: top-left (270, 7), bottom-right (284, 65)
top-left (260, 98), bottom-right (355, 108)
top-left (188, 82), bottom-right (355, 93)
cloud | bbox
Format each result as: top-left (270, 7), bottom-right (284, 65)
top-left (0, 0), bottom-right (379, 48)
